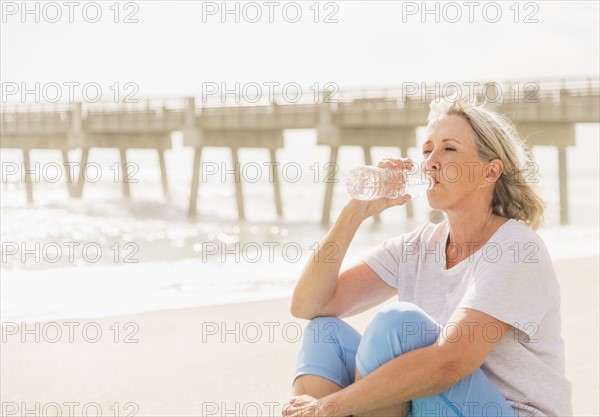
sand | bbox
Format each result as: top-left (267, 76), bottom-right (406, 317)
top-left (1, 256), bottom-right (598, 417)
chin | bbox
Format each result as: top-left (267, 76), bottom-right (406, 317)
top-left (425, 193), bottom-right (443, 210)
top-left (427, 183), bottom-right (464, 206)
top-left (426, 193), bottom-right (453, 213)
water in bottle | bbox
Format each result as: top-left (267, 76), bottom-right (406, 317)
top-left (346, 166), bottom-right (434, 200)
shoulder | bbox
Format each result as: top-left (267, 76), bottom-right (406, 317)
top-left (487, 219), bottom-right (551, 264)
top-left (496, 218), bottom-right (542, 241)
top-left (473, 219), bottom-right (557, 296)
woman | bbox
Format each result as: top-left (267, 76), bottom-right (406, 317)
top-left (283, 97), bottom-right (572, 417)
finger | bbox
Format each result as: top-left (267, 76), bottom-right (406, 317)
top-left (282, 403), bottom-right (299, 417)
top-left (395, 158), bottom-right (415, 170)
top-left (292, 394), bottom-right (311, 402)
top-left (376, 158), bottom-right (414, 170)
top-left (375, 159), bottom-right (392, 169)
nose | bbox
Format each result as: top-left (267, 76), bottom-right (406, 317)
top-left (424, 150), bottom-right (440, 174)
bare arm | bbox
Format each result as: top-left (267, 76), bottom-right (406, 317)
top-left (310, 261), bottom-right (397, 319)
top-left (291, 158), bottom-right (414, 320)
top-left (290, 202), bottom-right (407, 320)
top-left (290, 203), bottom-right (375, 319)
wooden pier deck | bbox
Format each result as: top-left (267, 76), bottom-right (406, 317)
top-left (2, 78), bottom-right (598, 226)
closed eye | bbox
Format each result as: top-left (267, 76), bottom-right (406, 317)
top-left (423, 148), bottom-right (455, 154)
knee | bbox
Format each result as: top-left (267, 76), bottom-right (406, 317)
top-left (295, 317), bottom-right (361, 389)
top-left (373, 302), bottom-right (433, 328)
top-left (302, 316), bottom-right (356, 344)
top-left (298, 316), bottom-right (361, 367)
top-left (362, 302), bottom-right (441, 351)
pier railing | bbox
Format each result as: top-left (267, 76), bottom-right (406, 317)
top-left (2, 77), bottom-right (599, 225)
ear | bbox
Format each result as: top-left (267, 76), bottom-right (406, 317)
top-left (482, 159), bottom-right (503, 184)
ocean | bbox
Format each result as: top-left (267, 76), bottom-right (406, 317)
top-left (1, 125), bottom-right (598, 323)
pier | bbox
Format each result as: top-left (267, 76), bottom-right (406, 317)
top-left (2, 78), bottom-right (598, 226)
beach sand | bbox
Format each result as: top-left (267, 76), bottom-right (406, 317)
top-left (1, 256), bottom-right (598, 416)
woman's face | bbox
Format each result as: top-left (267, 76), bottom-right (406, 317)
top-left (422, 114), bottom-right (494, 212)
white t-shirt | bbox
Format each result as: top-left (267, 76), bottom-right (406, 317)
top-left (361, 219), bottom-right (572, 417)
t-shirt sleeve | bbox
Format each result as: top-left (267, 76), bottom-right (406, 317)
top-left (457, 239), bottom-right (553, 340)
top-left (360, 237), bottom-right (403, 288)
top-left (359, 223), bottom-right (430, 289)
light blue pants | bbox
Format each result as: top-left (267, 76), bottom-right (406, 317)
top-left (293, 302), bottom-right (518, 417)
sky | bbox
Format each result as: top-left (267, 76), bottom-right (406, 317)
top-left (1, 0), bottom-right (599, 102)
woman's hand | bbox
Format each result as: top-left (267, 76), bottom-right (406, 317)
top-left (282, 395), bottom-right (339, 417)
top-left (346, 158), bottom-right (415, 220)
top-left (282, 395), bottom-right (320, 417)
top-left (376, 157), bottom-right (414, 172)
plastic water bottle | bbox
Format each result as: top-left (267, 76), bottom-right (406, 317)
top-left (346, 166), bottom-right (435, 200)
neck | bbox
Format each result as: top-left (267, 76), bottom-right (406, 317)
top-left (446, 208), bottom-right (495, 247)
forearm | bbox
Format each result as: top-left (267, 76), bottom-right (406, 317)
top-left (318, 345), bottom-right (456, 416)
top-left (290, 203), bottom-right (365, 318)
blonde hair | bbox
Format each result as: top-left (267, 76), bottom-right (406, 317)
top-left (427, 96), bottom-right (546, 230)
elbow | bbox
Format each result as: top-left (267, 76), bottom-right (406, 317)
top-left (290, 303), bottom-right (302, 319)
top-left (431, 343), bottom-right (477, 393)
top-left (437, 361), bottom-right (470, 392)
top-left (290, 302), bottom-right (321, 320)
top-left (290, 301), bottom-right (311, 320)
top-left (290, 287), bottom-right (317, 320)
